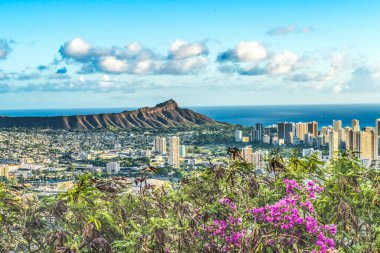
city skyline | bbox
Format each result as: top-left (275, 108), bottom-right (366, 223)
top-left (2, 1), bottom-right (380, 108)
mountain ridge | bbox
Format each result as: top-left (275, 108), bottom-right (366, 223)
top-left (0, 99), bottom-right (218, 130)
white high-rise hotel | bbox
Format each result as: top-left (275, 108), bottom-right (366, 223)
top-left (154, 136), bottom-right (167, 154)
top-left (169, 136), bottom-right (180, 168)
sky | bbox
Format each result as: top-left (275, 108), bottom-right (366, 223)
top-left (1, 0), bottom-right (380, 109)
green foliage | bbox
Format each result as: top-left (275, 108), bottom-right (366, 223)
top-left (0, 151), bottom-right (379, 252)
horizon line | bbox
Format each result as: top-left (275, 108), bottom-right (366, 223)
top-left (2, 101), bottom-right (380, 111)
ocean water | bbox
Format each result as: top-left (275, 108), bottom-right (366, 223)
top-left (1, 104), bottom-right (380, 128)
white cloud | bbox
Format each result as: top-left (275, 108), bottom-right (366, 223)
top-left (60, 38), bottom-right (91, 60)
top-left (267, 50), bottom-right (299, 74)
top-left (59, 38), bottom-right (209, 75)
top-left (159, 56), bottom-right (208, 75)
top-left (169, 40), bottom-right (207, 59)
top-left (217, 41), bottom-right (268, 63)
top-left (235, 41), bottom-right (268, 62)
top-left (98, 56), bottom-right (129, 73)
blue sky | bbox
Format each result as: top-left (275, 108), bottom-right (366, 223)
top-left (1, 0), bottom-right (380, 108)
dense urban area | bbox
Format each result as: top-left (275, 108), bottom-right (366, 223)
top-left (1, 118), bottom-right (379, 195)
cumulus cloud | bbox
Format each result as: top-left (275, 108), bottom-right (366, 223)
top-left (344, 66), bottom-right (380, 92)
top-left (217, 41), bottom-right (268, 62)
top-left (218, 41), bottom-right (301, 77)
top-left (0, 39), bottom-right (13, 60)
top-left (267, 50), bottom-right (299, 75)
top-left (266, 24), bottom-right (314, 36)
top-left (168, 40), bottom-right (208, 59)
top-left (59, 38), bottom-right (208, 75)
top-left (59, 38), bottom-right (91, 61)
top-left (159, 56), bottom-right (208, 75)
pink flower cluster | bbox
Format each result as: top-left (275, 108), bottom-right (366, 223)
top-left (250, 178), bottom-right (335, 253)
top-left (208, 216), bottom-right (244, 252)
top-left (305, 180), bottom-right (324, 199)
top-left (204, 198), bottom-right (244, 252)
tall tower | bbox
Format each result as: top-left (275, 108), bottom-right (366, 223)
top-left (242, 146), bottom-right (253, 162)
top-left (307, 121), bottom-right (318, 138)
top-left (277, 122), bottom-right (285, 140)
top-left (154, 137), bottom-right (167, 154)
top-left (329, 131), bottom-right (339, 159)
top-left (333, 120), bottom-right (342, 132)
top-left (295, 122), bottom-right (308, 141)
top-left (169, 136), bottom-right (180, 168)
top-left (357, 127), bottom-right (377, 160)
top-left (376, 119), bottom-right (380, 158)
top-left (352, 119), bottom-right (360, 132)
top-left (284, 122), bottom-right (295, 144)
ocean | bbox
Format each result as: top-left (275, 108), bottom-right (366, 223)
top-left (1, 104), bottom-right (380, 128)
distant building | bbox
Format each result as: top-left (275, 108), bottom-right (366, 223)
top-left (242, 136), bottom-right (250, 143)
top-left (295, 122), bottom-right (308, 142)
top-left (356, 127), bottom-right (378, 160)
top-left (0, 165), bottom-right (10, 179)
top-left (304, 132), bottom-right (314, 146)
top-left (235, 130), bottom-right (243, 142)
top-left (271, 136), bottom-right (279, 145)
top-left (106, 162), bottom-right (120, 174)
top-left (180, 145), bottom-right (186, 157)
top-left (284, 123), bottom-right (295, 144)
top-left (307, 121), bottom-right (318, 138)
top-left (302, 148), bottom-right (322, 158)
top-left (250, 150), bottom-right (267, 170)
top-left (169, 136), bottom-right (180, 168)
top-left (262, 135), bottom-right (270, 144)
top-left (329, 131), bottom-right (340, 159)
top-left (333, 120), bottom-right (342, 132)
top-left (352, 119), bottom-right (360, 132)
top-left (154, 136), bottom-right (167, 154)
top-left (242, 146), bottom-right (253, 162)
top-left (376, 119), bottom-right (380, 157)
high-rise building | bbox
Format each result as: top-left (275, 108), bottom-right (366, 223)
top-left (284, 123), bottom-right (295, 144)
top-left (356, 127), bottom-right (378, 160)
top-left (277, 122), bottom-right (285, 140)
top-left (329, 131), bottom-right (340, 159)
top-left (376, 119), bottom-right (380, 156)
top-left (262, 135), bottom-right (270, 144)
top-left (250, 151), bottom-right (267, 169)
top-left (307, 121), bottom-right (318, 138)
top-left (255, 123), bottom-right (264, 143)
top-left (321, 126), bottom-right (328, 136)
top-left (295, 122), bottom-right (308, 141)
top-left (169, 136), bottom-right (180, 168)
top-left (242, 146), bottom-right (253, 162)
top-left (305, 133), bottom-right (314, 146)
top-left (352, 119), bottom-right (360, 132)
top-left (333, 120), bottom-right (342, 132)
top-left (271, 136), bottom-right (278, 145)
top-left (344, 127), bottom-right (354, 151)
top-left (154, 137), bottom-right (167, 154)
top-left (235, 130), bottom-right (243, 142)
